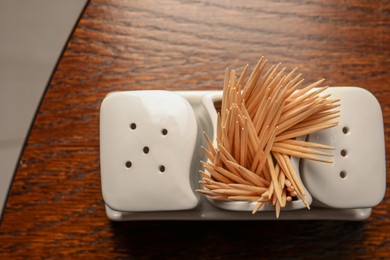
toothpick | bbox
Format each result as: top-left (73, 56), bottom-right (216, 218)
top-left (273, 142), bottom-right (333, 157)
top-left (213, 189), bottom-right (258, 196)
top-left (283, 67), bottom-right (298, 85)
top-left (203, 132), bottom-right (216, 155)
top-left (277, 164), bottom-right (285, 189)
top-left (282, 188), bottom-right (287, 207)
top-left (267, 154), bottom-right (283, 205)
top-left (272, 146), bottom-right (333, 163)
top-left (217, 112), bottom-right (222, 140)
top-left (285, 78), bottom-right (304, 97)
top-left (214, 150), bottom-right (222, 167)
top-left (254, 130), bottom-right (277, 176)
top-left (289, 78), bottom-right (326, 99)
top-left (199, 170), bottom-right (211, 181)
top-left (210, 195), bottom-right (229, 201)
top-left (282, 154), bottom-right (310, 209)
top-left (228, 196), bottom-right (260, 202)
top-left (234, 121), bottom-right (240, 162)
top-left (275, 122), bottom-right (338, 141)
top-left (201, 146), bottom-right (215, 162)
top-left (229, 183), bottom-right (268, 194)
top-left (263, 64), bottom-right (281, 90)
top-left (196, 189), bottom-right (218, 197)
top-left (275, 201), bottom-right (281, 218)
top-left (252, 202), bottom-right (264, 214)
top-left (236, 64), bottom-right (249, 89)
top-left (225, 160), bottom-right (270, 187)
top-left (214, 165), bottom-right (251, 185)
top-left (199, 182), bottom-right (221, 190)
top-left (243, 58), bottom-right (267, 102)
top-left (289, 114), bottom-right (339, 130)
top-left (284, 86), bottom-right (328, 112)
top-left (201, 161), bottom-right (232, 183)
top-left (240, 127), bottom-right (248, 168)
top-left (272, 153), bottom-right (305, 202)
top-left (221, 126), bottom-right (231, 154)
top-left (266, 68), bottom-right (286, 98)
top-left (281, 138), bottom-right (334, 150)
top-left (205, 179), bottom-right (232, 189)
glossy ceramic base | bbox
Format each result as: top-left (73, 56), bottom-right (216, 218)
top-left (100, 89), bottom-right (385, 221)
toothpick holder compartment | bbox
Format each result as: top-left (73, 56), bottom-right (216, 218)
top-left (99, 88), bottom-right (386, 221)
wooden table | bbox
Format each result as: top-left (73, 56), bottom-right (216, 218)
top-left (1, 0), bottom-right (389, 258)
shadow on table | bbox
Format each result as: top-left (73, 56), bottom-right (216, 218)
top-left (110, 220), bottom-right (366, 258)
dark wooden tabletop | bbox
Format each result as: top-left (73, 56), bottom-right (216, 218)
top-left (1, 0), bottom-right (389, 258)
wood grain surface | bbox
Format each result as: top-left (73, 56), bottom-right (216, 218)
top-left (1, 0), bottom-right (389, 258)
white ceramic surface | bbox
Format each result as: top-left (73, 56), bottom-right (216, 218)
top-left (301, 87), bottom-right (386, 208)
top-left (100, 88), bottom-right (386, 220)
top-left (100, 91), bottom-right (199, 211)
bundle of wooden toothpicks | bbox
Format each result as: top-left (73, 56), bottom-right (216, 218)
top-left (197, 57), bottom-right (340, 218)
